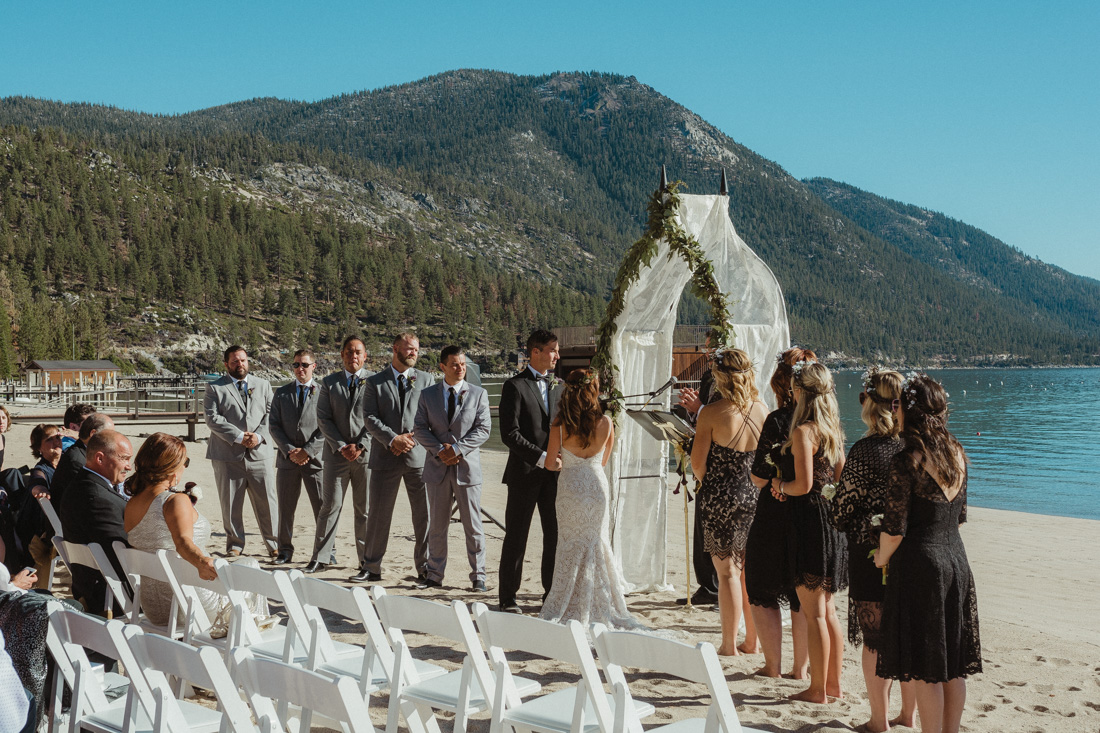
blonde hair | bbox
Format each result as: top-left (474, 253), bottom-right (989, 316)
top-left (783, 362), bottom-right (845, 465)
top-left (861, 370), bottom-right (903, 438)
top-left (711, 348), bottom-right (758, 409)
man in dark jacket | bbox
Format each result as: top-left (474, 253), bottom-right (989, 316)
top-left (60, 430), bottom-right (131, 615)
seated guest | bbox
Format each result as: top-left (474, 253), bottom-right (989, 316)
top-left (0, 566), bottom-right (35, 595)
top-left (49, 414), bottom-right (116, 516)
top-left (60, 430), bottom-right (132, 615)
top-left (124, 433), bottom-right (219, 626)
top-left (24, 425), bottom-right (64, 587)
top-left (60, 403), bottom-right (97, 452)
top-left (0, 628), bottom-right (31, 733)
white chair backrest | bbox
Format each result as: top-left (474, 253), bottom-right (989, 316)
top-left (114, 543), bottom-right (181, 635)
top-left (38, 495), bottom-right (63, 536)
top-left (161, 550), bottom-right (232, 646)
top-left (231, 648), bottom-right (377, 733)
top-left (291, 572), bottom-right (393, 672)
top-left (53, 537), bottom-right (128, 616)
top-left (48, 608), bottom-right (148, 727)
top-left (591, 626), bottom-right (743, 733)
top-left (122, 625), bottom-right (256, 733)
top-left (472, 603), bottom-right (614, 732)
top-left (215, 560), bottom-right (301, 655)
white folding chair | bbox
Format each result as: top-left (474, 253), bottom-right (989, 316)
top-left (114, 543), bottom-right (184, 639)
top-left (212, 559), bottom-right (304, 664)
top-left (37, 496), bottom-right (63, 589)
top-left (121, 625), bottom-right (258, 733)
top-left (370, 588), bottom-right (540, 733)
top-left (472, 604), bottom-right (653, 733)
top-left (231, 647), bottom-right (377, 733)
top-left (591, 625), bottom-right (767, 733)
top-left (159, 550), bottom-right (237, 657)
top-left (53, 537), bottom-right (128, 618)
top-left (290, 573), bottom-right (447, 702)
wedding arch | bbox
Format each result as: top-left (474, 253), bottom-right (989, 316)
top-left (591, 176), bottom-right (790, 590)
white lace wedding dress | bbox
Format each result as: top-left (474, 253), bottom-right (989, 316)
top-left (539, 432), bottom-right (641, 630)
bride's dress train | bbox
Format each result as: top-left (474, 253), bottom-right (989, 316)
top-left (539, 446), bottom-right (641, 630)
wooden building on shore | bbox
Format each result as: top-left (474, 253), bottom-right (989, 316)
top-left (25, 359), bottom-right (121, 389)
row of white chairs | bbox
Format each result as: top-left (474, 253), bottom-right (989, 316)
top-left (47, 541), bottom-right (766, 733)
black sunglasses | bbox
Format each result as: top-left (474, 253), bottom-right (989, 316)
top-left (292, 362), bottom-right (314, 369)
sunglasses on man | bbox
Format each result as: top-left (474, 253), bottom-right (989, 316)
top-left (292, 362), bottom-right (314, 369)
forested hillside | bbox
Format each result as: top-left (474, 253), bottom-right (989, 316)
top-left (1, 69), bottom-right (1097, 372)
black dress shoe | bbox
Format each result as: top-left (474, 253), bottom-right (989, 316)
top-left (677, 588), bottom-right (720, 606)
top-left (272, 554), bottom-right (291, 565)
top-left (498, 603), bottom-right (521, 614)
top-left (350, 570), bottom-right (382, 583)
top-left (471, 580), bottom-right (489, 593)
top-left (303, 561), bottom-right (327, 574)
top-left (416, 578), bottom-right (443, 590)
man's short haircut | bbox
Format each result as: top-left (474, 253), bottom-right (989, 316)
top-left (87, 430), bottom-right (121, 458)
top-left (63, 403), bottom-right (96, 429)
top-left (392, 332), bottom-right (418, 346)
top-left (440, 345), bottom-right (465, 364)
top-left (526, 329), bottom-right (559, 353)
top-left (341, 336), bottom-right (365, 352)
top-left (223, 344), bottom-right (247, 362)
top-left (293, 348), bottom-right (316, 361)
top-left (79, 413), bottom-right (114, 441)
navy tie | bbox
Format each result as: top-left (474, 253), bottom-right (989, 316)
top-left (447, 387), bottom-right (457, 422)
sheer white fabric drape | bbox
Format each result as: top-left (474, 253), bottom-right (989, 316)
top-left (608, 193), bottom-right (790, 590)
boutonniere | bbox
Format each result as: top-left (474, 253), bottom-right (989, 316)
top-left (308, 384), bottom-right (317, 397)
top-left (406, 373), bottom-right (417, 387)
top-left (247, 387), bottom-right (255, 398)
top-left (354, 375), bottom-right (366, 388)
top-left (547, 375), bottom-right (562, 390)
top-left (457, 390), bottom-right (468, 407)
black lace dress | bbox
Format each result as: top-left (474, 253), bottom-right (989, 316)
top-left (746, 407), bottom-right (800, 611)
top-left (877, 462), bottom-right (981, 683)
top-left (831, 435), bottom-right (902, 649)
top-left (697, 427), bottom-right (759, 566)
top-left (787, 449), bottom-right (848, 594)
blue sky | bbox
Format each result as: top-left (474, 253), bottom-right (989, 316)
top-left (4, 1), bottom-right (1098, 279)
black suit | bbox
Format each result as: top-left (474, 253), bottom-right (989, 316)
top-left (498, 368), bottom-right (561, 608)
top-left (50, 440), bottom-right (88, 516)
top-left (60, 468), bottom-right (128, 614)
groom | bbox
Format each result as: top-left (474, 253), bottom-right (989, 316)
top-left (497, 329), bottom-right (562, 613)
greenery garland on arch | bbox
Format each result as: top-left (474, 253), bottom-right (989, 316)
top-left (591, 181), bottom-right (734, 410)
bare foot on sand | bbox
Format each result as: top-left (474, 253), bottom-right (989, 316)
top-left (784, 667), bottom-right (810, 680)
top-left (737, 641), bottom-right (761, 654)
top-left (890, 713), bottom-right (917, 728)
top-left (753, 665), bottom-right (782, 678)
top-left (854, 723), bottom-right (888, 733)
top-left (715, 645), bottom-right (742, 656)
top-left (789, 687), bottom-right (829, 704)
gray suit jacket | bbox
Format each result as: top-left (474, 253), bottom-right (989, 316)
top-left (204, 375), bottom-right (275, 464)
top-left (316, 369), bottom-right (372, 463)
top-left (269, 380), bottom-right (324, 470)
top-left (414, 382), bottom-right (491, 486)
top-left (364, 367), bottom-right (435, 470)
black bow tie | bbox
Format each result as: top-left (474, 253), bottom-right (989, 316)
top-left (535, 374), bottom-right (549, 382)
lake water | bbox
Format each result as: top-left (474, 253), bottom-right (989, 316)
top-left (484, 368), bottom-right (1100, 521)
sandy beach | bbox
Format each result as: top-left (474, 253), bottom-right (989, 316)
top-left (7, 416), bottom-right (1098, 732)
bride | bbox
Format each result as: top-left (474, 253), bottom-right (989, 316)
top-left (539, 369), bottom-right (638, 628)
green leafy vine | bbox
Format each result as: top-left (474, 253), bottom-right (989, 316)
top-left (592, 182), bottom-right (734, 411)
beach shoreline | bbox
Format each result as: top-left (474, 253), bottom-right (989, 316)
top-left (5, 418), bottom-right (1097, 731)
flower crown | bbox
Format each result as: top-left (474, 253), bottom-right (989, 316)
top-left (712, 348), bottom-right (751, 373)
top-left (861, 365), bottom-right (887, 393)
top-left (790, 359), bottom-right (816, 378)
top-left (900, 371), bottom-right (949, 413)
top-left (571, 371), bottom-right (597, 387)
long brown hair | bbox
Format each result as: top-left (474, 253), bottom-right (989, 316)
top-left (124, 432), bottom-right (187, 497)
top-left (861, 370), bottom-right (903, 438)
top-left (770, 347), bottom-right (818, 409)
top-left (551, 369), bottom-right (603, 448)
top-left (898, 375), bottom-right (967, 487)
top-left (782, 362), bottom-right (845, 465)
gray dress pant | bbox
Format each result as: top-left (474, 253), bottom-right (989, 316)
top-left (312, 457), bottom-right (369, 566)
top-left (275, 464), bottom-right (323, 557)
top-left (361, 464), bottom-right (429, 576)
top-left (425, 474), bottom-right (485, 585)
top-left (212, 459), bottom-right (279, 555)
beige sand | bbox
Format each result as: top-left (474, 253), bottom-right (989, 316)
top-left (6, 416), bottom-right (1098, 732)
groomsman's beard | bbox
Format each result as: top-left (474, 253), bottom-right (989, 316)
top-left (396, 354), bottom-right (418, 369)
top-left (228, 364), bottom-right (248, 379)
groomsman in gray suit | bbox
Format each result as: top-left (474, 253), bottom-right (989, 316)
top-left (203, 344), bottom-right (279, 557)
top-left (413, 345), bottom-right (492, 591)
top-left (269, 349), bottom-right (325, 565)
top-left (310, 336), bottom-right (372, 574)
top-left (357, 332), bottom-right (434, 583)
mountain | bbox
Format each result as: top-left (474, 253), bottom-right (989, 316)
top-left (1, 69), bottom-right (1097, 372)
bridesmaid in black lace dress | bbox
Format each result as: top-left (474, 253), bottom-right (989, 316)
top-left (691, 348), bottom-right (768, 656)
top-left (746, 347), bottom-right (816, 679)
top-left (832, 369), bottom-right (915, 731)
top-left (876, 375), bottom-right (980, 733)
top-left (772, 361), bottom-right (847, 703)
